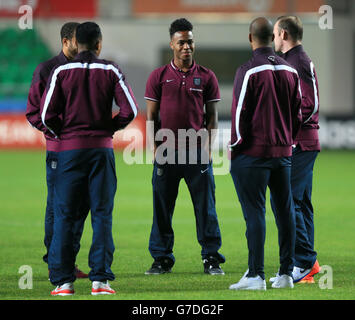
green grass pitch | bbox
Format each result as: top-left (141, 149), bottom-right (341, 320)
top-left (0, 150), bottom-right (354, 300)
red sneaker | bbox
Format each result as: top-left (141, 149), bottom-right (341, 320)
top-left (309, 260), bottom-right (321, 277)
top-left (51, 283), bottom-right (74, 296)
top-left (299, 274), bottom-right (315, 283)
top-left (299, 260), bottom-right (321, 284)
top-left (75, 265), bottom-right (89, 279)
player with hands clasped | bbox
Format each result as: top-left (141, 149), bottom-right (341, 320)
top-left (144, 18), bottom-right (225, 276)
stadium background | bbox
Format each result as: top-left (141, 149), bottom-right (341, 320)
top-left (0, 0), bottom-right (354, 150)
top-left (0, 0), bottom-right (355, 301)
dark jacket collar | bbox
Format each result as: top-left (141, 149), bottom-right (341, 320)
top-left (58, 51), bottom-right (70, 64)
top-left (73, 50), bottom-right (98, 61)
top-left (283, 45), bottom-right (304, 59)
top-left (252, 46), bottom-right (275, 57)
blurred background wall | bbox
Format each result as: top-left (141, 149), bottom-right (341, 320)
top-left (0, 0), bottom-right (354, 149)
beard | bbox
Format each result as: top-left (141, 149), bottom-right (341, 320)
top-left (68, 42), bottom-right (78, 59)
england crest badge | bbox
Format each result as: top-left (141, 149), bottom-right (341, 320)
top-left (193, 77), bottom-right (201, 86)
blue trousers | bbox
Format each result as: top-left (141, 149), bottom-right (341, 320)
top-left (48, 148), bottom-right (117, 286)
top-left (230, 154), bottom-right (296, 279)
top-left (271, 146), bottom-right (318, 269)
top-left (43, 151), bottom-right (89, 265)
top-left (149, 151), bottom-right (225, 266)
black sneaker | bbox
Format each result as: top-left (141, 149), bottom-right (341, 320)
top-left (145, 260), bottom-right (172, 275)
top-left (203, 256), bottom-right (225, 275)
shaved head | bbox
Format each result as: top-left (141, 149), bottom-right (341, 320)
top-left (249, 17), bottom-right (274, 46)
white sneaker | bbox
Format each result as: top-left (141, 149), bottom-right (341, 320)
top-left (269, 271), bottom-right (279, 283)
top-left (292, 266), bottom-right (311, 283)
top-left (271, 274), bottom-right (294, 289)
top-left (51, 282), bottom-right (74, 296)
top-left (91, 281), bottom-right (116, 295)
top-left (229, 270), bottom-right (266, 291)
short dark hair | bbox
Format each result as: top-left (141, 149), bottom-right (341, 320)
top-left (60, 22), bottom-right (79, 41)
top-left (76, 22), bottom-right (102, 50)
top-left (277, 15), bottom-right (303, 42)
top-left (249, 17), bottom-right (274, 46)
top-left (169, 18), bottom-right (193, 38)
